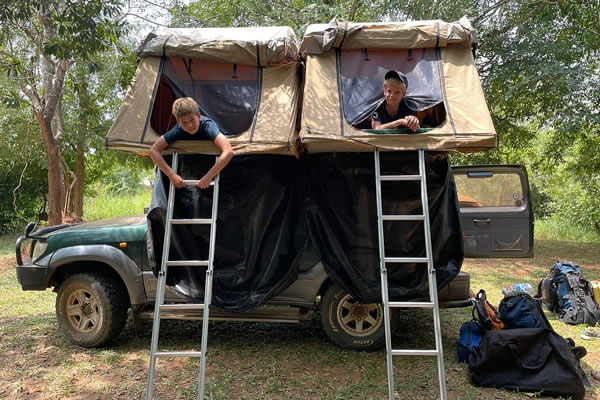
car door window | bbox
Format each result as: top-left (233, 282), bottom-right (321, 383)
top-left (453, 166), bottom-right (533, 258)
top-left (455, 172), bottom-right (525, 209)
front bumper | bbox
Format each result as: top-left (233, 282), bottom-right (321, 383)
top-left (16, 261), bottom-right (53, 291)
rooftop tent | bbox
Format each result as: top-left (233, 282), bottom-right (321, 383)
top-left (299, 17), bottom-right (497, 152)
top-left (105, 26), bottom-right (301, 156)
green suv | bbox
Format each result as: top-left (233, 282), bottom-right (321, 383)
top-left (16, 165), bottom-right (533, 350)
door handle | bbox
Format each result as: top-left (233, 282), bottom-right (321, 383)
top-left (473, 218), bottom-right (491, 224)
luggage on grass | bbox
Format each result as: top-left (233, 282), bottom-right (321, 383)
top-left (472, 289), bottom-right (504, 331)
top-left (498, 293), bottom-right (553, 330)
top-left (551, 261), bottom-right (600, 325)
top-left (457, 319), bottom-right (483, 363)
top-left (468, 328), bottom-right (588, 399)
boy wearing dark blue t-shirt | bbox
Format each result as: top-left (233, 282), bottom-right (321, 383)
top-left (150, 97), bottom-right (233, 189)
top-left (371, 70), bottom-right (420, 132)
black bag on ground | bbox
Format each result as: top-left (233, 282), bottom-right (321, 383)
top-left (537, 277), bottom-right (558, 312)
top-left (468, 328), bottom-right (587, 399)
top-left (473, 289), bottom-right (504, 331)
top-left (551, 261), bottom-right (600, 325)
top-left (498, 293), bottom-right (553, 330)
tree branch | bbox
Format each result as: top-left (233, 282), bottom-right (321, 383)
top-left (44, 59), bottom-right (69, 121)
top-left (124, 12), bottom-right (171, 27)
top-left (12, 124), bottom-right (31, 222)
top-left (18, 82), bottom-right (42, 113)
top-left (139, 0), bottom-right (173, 12)
top-left (348, 0), bottom-right (361, 21)
top-left (473, 0), bottom-right (512, 25)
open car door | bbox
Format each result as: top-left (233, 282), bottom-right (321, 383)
top-left (453, 165), bottom-right (534, 258)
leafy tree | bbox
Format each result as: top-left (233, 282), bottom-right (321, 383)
top-left (60, 40), bottom-right (138, 220)
top-left (0, 76), bottom-right (48, 233)
top-left (0, 0), bottom-right (125, 226)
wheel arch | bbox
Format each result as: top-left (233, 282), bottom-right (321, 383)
top-left (48, 245), bottom-right (146, 309)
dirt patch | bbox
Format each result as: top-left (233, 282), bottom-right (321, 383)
top-left (0, 255), bottom-right (15, 274)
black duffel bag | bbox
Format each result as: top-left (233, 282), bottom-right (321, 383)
top-left (468, 328), bottom-right (587, 399)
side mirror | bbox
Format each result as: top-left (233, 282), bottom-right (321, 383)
top-left (25, 222), bottom-right (38, 237)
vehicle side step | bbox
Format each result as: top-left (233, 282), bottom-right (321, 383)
top-left (140, 305), bottom-right (307, 323)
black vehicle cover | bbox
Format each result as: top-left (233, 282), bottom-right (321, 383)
top-left (147, 152), bottom-right (463, 312)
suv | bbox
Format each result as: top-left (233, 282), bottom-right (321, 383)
top-left (16, 165), bottom-right (532, 350)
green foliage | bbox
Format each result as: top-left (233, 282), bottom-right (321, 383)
top-left (0, 79), bottom-right (48, 233)
top-left (84, 185), bottom-right (153, 221)
top-left (1, 0), bottom-right (125, 60)
top-left (96, 160), bottom-right (154, 196)
top-left (535, 216), bottom-right (600, 243)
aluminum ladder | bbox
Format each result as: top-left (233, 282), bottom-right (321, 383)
top-left (146, 152), bottom-right (220, 400)
top-left (374, 149), bottom-right (447, 400)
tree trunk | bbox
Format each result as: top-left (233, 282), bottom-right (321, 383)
top-left (348, 0), bottom-right (361, 20)
top-left (35, 111), bottom-right (63, 226)
top-left (73, 142), bottom-right (85, 220)
top-left (61, 158), bottom-right (71, 215)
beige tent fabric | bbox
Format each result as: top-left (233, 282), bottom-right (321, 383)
top-left (107, 20), bottom-right (495, 156)
top-left (299, 19), bottom-right (496, 153)
top-left (300, 17), bottom-right (474, 55)
top-left (138, 26), bottom-right (299, 66)
top-left (105, 58), bottom-right (300, 156)
top-left (106, 26), bottom-right (301, 156)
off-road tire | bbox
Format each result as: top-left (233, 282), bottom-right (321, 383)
top-left (56, 273), bottom-right (128, 347)
top-left (320, 282), bottom-right (397, 351)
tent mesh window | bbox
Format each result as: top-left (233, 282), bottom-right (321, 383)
top-left (339, 48), bottom-right (446, 130)
top-left (150, 58), bottom-right (260, 136)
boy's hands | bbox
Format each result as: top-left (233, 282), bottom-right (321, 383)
top-left (197, 175), bottom-right (212, 189)
top-left (400, 115), bottom-right (420, 132)
top-left (168, 172), bottom-right (211, 189)
top-left (168, 173), bottom-right (185, 188)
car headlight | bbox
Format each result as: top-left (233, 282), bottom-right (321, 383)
top-left (32, 241), bottom-right (48, 261)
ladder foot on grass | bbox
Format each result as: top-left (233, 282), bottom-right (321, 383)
top-left (146, 153), bottom-right (220, 400)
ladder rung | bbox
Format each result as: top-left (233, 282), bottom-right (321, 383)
top-left (382, 215), bottom-right (425, 221)
top-left (182, 180), bottom-right (215, 186)
top-left (171, 218), bottom-right (212, 225)
top-left (392, 349), bottom-right (439, 357)
top-left (160, 304), bottom-right (205, 311)
top-left (381, 175), bottom-right (422, 181)
top-left (389, 301), bottom-right (434, 308)
top-left (155, 351), bottom-right (203, 358)
top-left (166, 260), bottom-right (209, 267)
top-left (384, 257), bottom-right (429, 263)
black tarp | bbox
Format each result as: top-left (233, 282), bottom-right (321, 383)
top-left (147, 152), bottom-right (463, 312)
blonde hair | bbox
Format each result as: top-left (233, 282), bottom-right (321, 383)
top-left (384, 78), bottom-right (407, 92)
top-left (172, 97), bottom-right (200, 119)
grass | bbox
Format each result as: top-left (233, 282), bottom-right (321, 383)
top-left (0, 235), bottom-right (15, 258)
top-left (536, 216), bottom-right (600, 243)
top-left (83, 186), bottom-right (153, 222)
top-left (1, 238), bottom-right (600, 399)
top-left (2, 199), bottom-right (600, 400)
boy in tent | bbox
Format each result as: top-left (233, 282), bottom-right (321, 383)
top-left (371, 70), bottom-right (420, 132)
top-left (150, 97), bottom-right (234, 189)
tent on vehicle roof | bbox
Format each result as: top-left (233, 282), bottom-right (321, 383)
top-left (299, 17), bottom-right (497, 153)
top-left (105, 26), bottom-right (301, 156)
top-left (103, 20), bottom-right (481, 311)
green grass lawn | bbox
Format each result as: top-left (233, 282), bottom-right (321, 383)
top-left (1, 236), bottom-right (599, 399)
top-left (1, 211), bottom-right (599, 399)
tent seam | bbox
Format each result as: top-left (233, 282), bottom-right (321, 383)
top-left (336, 49), bottom-right (345, 137)
top-left (436, 47), bottom-right (456, 136)
top-left (249, 66), bottom-right (263, 142)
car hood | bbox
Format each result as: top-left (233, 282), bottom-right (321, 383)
top-left (46, 215), bottom-right (148, 244)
